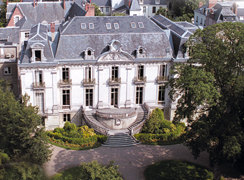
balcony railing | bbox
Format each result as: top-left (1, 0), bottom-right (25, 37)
top-left (33, 82), bottom-right (45, 89)
top-left (62, 105), bottom-right (70, 109)
top-left (58, 79), bottom-right (72, 87)
top-left (156, 76), bottom-right (169, 84)
top-left (108, 77), bottom-right (121, 86)
top-left (134, 76), bottom-right (147, 84)
top-left (83, 78), bottom-right (95, 86)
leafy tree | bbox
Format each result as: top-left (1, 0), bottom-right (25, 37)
top-left (156, 7), bottom-right (173, 20)
top-left (0, 80), bottom-right (52, 165)
top-left (111, 12), bottom-right (126, 16)
top-left (169, 22), bottom-right (244, 180)
top-left (92, 3), bottom-right (105, 16)
top-left (174, 13), bottom-right (192, 22)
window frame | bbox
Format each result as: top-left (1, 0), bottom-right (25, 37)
top-left (89, 23), bottom-right (94, 29)
top-left (131, 22), bottom-right (136, 28)
top-left (4, 67), bottom-right (12, 75)
top-left (81, 23), bottom-right (86, 29)
top-left (158, 85), bottom-right (165, 103)
top-left (114, 23), bottom-right (119, 29)
top-left (106, 23), bottom-right (112, 29)
top-left (63, 114), bottom-right (71, 122)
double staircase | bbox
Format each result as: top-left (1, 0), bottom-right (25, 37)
top-left (82, 103), bottom-right (150, 147)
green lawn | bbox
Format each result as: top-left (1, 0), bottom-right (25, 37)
top-left (144, 160), bottom-right (224, 180)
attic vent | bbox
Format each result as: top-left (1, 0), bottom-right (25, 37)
top-left (106, 23), bottom-right (111, 29)
top-left (138, 22), bottom-right (144, 28)
top-left (131, 22), bottom-right (136, 28)
top-left (89, 23), bottom-right (94, 29)
top-left (81, 23), bottom-right (86, 29)
top-left (114, 23), bottom-right (119, 29)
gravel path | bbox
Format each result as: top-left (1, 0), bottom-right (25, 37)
top-left (43, 144), bottom-right (209, 180)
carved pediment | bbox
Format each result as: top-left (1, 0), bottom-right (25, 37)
top-left (30, 43), bottom-right (45, 49)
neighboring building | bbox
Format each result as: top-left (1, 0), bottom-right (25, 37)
top-left (137, 0), bottom-right (167, 17)
top-left (19, 16), bottom-right (175, 130)
top-left (0, 27), bottom-right (20, 98)
top-left (194, 0), bottom-right (244, 28)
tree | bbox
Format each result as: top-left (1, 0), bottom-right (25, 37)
top-left (111, 12), bottom-right (126, 16)
top-left (156, 7), bottom-right (173, 20)
top-left (92, 3), bottom-right (105, 16)
top-left (169, 22), bottom-right (244, 180)
top-left (0, 80), bottom-right (52, 165)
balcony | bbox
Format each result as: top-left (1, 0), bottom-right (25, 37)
top-left (156, 76), bottom-right (169, 84)
top-left (83, 78), bottom-right (95, 87)
top-left (32, 82), bottom-right (45, 89)
top-left (58, 79), bottom-right (72, 87)
top-left (62, 105), bottom-right (70, 110)
top-left (134, 76), bottom-right (147, 85)
top-left (108, 77), bottom-right (121, 86)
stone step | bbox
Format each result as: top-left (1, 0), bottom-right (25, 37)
top-left (102, 133), bottom-right (139, 147)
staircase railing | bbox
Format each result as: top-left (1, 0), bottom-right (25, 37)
top-left (130, 103), bottom-right (150, 135)
top-left (82, 109), bottom-right (109, 135)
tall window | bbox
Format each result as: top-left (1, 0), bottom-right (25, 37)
top-left (35, 71), bottom-right (42, 84)
top-left (62, 90), bottom-right (70, 109)
top-left (160, 64), bottom-right (167, 77)
top-left (86, 89), bottom-right (93, 106)
top-left (138, 65), bottom-right (144, 80)
top-left (143, 6), bottom-right (146, 13)
top-left (36, 93), bottom-right (44, 113)
top-left (152, 7), bottom-right (156, 13)
top-left (106, 7), bottom-right (109, 13)
top-left (136, 87), bottom-right (143, 104)
top-left (62, 68), bottom-right (69, 81)
top-left (158, 85), bottom-right (165, 103)
top-left (111, 88), bottom-right (118, 107)
top-left (85, 67), bottom-right (92, 81)
top-left (35, 50), bottom-right (41, 61)
top-left (112, 66), bottom-right (118, 81)
top-left (63, 114), bottom-right (70, 122)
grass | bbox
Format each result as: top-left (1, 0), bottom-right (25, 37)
top-left (144, 160), bottom-right (225, 180)
top-left (49, 166), bottom-right (81, 180)
top-left (48, 140), bottom-right (101, 151)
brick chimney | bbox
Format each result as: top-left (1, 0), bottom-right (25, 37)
top-left (7, 0), bottom-right (8, 5)
top-left (199, 1), bottom-right (203, 8)
top-left (63, 0), bottom-right (65, 10)
top-left (50, 22), bottom-right (55, 41)
top-left (85, 4), bottom-right (95, 16)
top-left (209, 0), bottom-right (217, 9)
top-left (33, 0), bottom-right (35, 7)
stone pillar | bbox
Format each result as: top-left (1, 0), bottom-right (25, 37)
top-left (98, 67), bottom-right (103, 109)
top-left (125, 67), bottom-right (131, 108)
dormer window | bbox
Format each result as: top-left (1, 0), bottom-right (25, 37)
top-left (81, 23), bottom-right (86, 29)
top-left (89, 23), bottom-right (94, 29)
top-left (84, 47), bottom-right (95, 60)
top-left (136, 46), bottom-right (146, 58)
top-left (14, 15), bottom-right (20, 24)
top-left (30, 43), bottom-right (46, 63)
top-left (131, 22), bottom-right (136, 28)
top-left (114, 23), bottom-right (119, 29)
top-left (138, 22), bottom-right (144, 28)
top-left (106, 23), bottom-right (111, 29)
top-left (35, 50), bottom-right (41, 61)
top-left (155, 0), bottom-right (160, 4)
top-left (139, 49), bottom-right (143, 54)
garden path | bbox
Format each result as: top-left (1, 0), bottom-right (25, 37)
top-left (43, 144), bottom-right (209, 180)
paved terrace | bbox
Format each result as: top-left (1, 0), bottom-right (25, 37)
top-left (43, 144), bottom-right (209, 180)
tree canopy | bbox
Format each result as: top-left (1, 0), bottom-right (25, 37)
top-left (169, 22), bottom-right (244, 179)
top-left (156, 7), bottom-right (173, 21)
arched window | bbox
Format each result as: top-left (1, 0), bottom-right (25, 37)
top-left (88, 50), bottom-right (91, 56)
top-left (139, 48), bottom-right (143, 54)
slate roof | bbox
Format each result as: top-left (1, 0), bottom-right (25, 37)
top-left (55, 16), bottom-right (172, 60)
top-left (21, 23), bottom-right (54, 63)
top-left (131, 0), bottom-right (141, 11)
top-left (0, 27), bottom-right (20, 43)
top-left (139, 0), bottom-right (167, 5)
top-left (65, 2), bottom-right (86, 20)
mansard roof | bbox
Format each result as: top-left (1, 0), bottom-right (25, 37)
top-left (65, 2), bottom-right (86, 20)
top-left (55, 16), bottom-right (172, 60)
top-left (0, 27), bottom-right (20, 43)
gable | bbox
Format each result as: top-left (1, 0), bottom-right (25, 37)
top-left (7, 6), bottom-right (23, 27)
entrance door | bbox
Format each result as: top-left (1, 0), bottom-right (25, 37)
top-left (136, 87), bottom-right (143, 104)
top-left (111, 88), bottom-right (118, 107)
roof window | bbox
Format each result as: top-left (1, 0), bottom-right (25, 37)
top-left (138, 22), bottom-right (144, 28)
top-left (81, 23), bottom-right (86, 29)
top-left (131, 22), bottom-right (136, 28)
top-left (106, 23), bottom-right (111, 29)
top-left (114, 23), bottom-right (119, 29)
top-left (89, 23), bottom-right (94, 29)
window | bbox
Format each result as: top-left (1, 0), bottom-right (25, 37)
top-left (160, 64), bottom-right (167, 77)
top-left (62, 68), bottom-right (69, 81)
top-left (112, 66), bottom-right (118, 81)
top-left (88, 50), bottom-right (91, 56)
top-left (89, 23), bottom-right (94, 29)
top-left (35, 71), bottom-right (43, 85)
top-left (200, 18), bottom-right (202, 25)
top-left (111, 88), bottom-right (118, 106)
top-left (81, 23), bottom-right (86, 29)
top-left (196, 16), bottom-right (198, 22)
top-left (100, 7), bottom-right (103, 12)
top-left (138, 22), bottom-right (144, 28)
top-left (63, 114), bottom-right (70, 122)
top-left (240, 16), bottom-right (244, 20)
top-left (62, 90), bottom-right (70, 108)
top-left (25, 32), bottom-right (29, 38)
top-left (158, 85), bottom-right (165, 103)
top-left (106, 7), bottom-right (109, 12)
top-left (35, 50), bottom-right (41, 61)
top-left (139, 48), bottom-right (143, 54)
top-left (85, 67), bottom-right (92, 80)
top-left (86, 89), bottom-right (93, 106)
top-left (114, 23), bottom-right (119, 29)
top-left (106, 23), bottom-right (111, 29)
top-left (152, 7), bottom-right (156, 13)
top-left (138, 65), bottom-right (144, 80)
top-left (36, 93), bottom-right (44, 113)
top-left (136, 87), bottom-right (143, 104)
top-left (4, 67), bottom-right (11, 75)
top-left (155, 0), bottom-right (160, 4)
top-left (14, 16), bottom-right (20, 24)
top-left (143, 6), bottom-right (146, 13)
top-left (139, 0), bottom-right (143, 4)
top-left (131, 22), bottom-right (136, 28)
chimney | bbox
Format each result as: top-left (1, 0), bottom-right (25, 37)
top-left (33, 0), bottom-right (35, 7)
top-left (63, 0), bottom-right (65, 10)
top-left (129, 0), bottom-right (131, 7)
top-left (209, 0), bottom-right (217, 9)
top-left (85, 4), bottom-right (95, 16)
top-left (233, 2), bottom-right (237, 15)
top-left (7, 0), bottom-right (8, 5)
top-left (199, 1), bottom-right (203, 8)
top-left (85, 3), bottom-right (89, 11)
top-left (50, 22), bottom-right (55, 42)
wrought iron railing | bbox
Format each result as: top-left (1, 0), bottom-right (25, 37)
top-left (58, 79), bottom-right (72, 86)
top-left (156, 76), bottom-right (169, 83)
top-left (83, 78), bottom-right (95, 86)
top-left (33, 82), bottom-right (45, 88)
top-left (108, 77), bottom-right (121, 85)
top-left (134, 76), bottom-right (147, 84)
